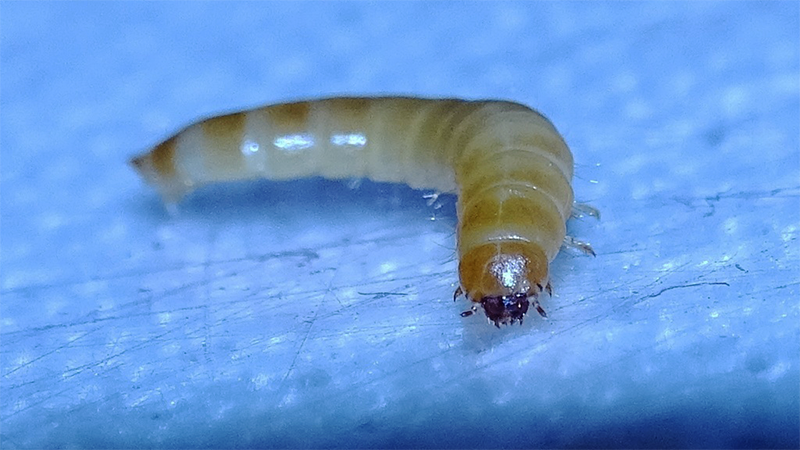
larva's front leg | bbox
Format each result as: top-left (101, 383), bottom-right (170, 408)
top-left (572, 201), bottom-right (601, 220)
top-left (563, 235), bottom-right (596, 257)
top-left (564, 201), bottom-right (599, 256)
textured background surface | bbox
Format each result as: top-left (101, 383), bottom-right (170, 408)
top-left (1, 2), bottom-right (798, 448)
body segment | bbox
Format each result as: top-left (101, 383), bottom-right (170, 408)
top-left (131, 97), bottom-right (577, 326)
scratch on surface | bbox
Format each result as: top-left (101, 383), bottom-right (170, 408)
top-left (2, 327), bottom-right (103, 378)
top-left (277, 262), bottom-right (339, 391)
top-left (638, 281), bottom-right (731, 302)
top-left (672, 186), bottom-right (800, 217)
top-left (1, 323), bottom-right (186, 421)
top-left (357, 291), bottom-right (408, 299)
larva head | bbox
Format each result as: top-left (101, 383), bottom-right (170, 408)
top-left (458, 241), bottom-right (549, 326)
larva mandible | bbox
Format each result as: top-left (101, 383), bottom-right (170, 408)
top-left (130, 97), bottom-right (592, 327)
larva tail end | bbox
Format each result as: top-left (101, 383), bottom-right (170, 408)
top-left (458, 241), bottom-right (550, 326)
top-left (129, 151), bottom-right (191, 206)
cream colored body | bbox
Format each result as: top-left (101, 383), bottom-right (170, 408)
top-left (131, 97), bottom-right (576, 325)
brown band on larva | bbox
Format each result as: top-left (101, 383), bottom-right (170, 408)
top-left (148, 136), bottom-right (178, 178)
top-left (259, 101), bottom-right (311, 130)
top-left (130, 97), bottom-right (582, 326)
top-left (201, 111), bottom-right (247, 144)
top-left (458, 184), bottom-right (565, 257)
top-left (456, 149), bottom-right (573, 221)
top-left (129, 135), bottom-right (185, 203)
top-left (195, 112), bottom-right (249, 181)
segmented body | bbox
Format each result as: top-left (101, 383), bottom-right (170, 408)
top-left (130, 97), bottom-right (576, 326)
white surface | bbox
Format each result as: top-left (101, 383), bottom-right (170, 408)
top-left (1, 2), bottom-right (798, 448)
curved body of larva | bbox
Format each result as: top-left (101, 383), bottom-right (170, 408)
top-left (130, 97), bottom-right (576, 326)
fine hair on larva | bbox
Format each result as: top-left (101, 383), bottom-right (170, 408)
top-left (130, 96), bottom-right (594, 327)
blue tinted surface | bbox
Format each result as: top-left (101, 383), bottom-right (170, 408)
top-left (1, 2), bottom-right (798, 448)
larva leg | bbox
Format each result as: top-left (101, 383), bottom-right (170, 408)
top-left (423, 191), bottom-right (441, 207)
top-left (566, 202), bottom-right (598, 256)
top-left (529, 281), bottom-right (551, 319)
top-left (563, 235), bottom-right (596, 257)
top-left (532, 297), bottom-right (547, 318)
top-left (452, 285), bottom-right (463, 302)
top-left (572, 201), bottom-right (601, 220)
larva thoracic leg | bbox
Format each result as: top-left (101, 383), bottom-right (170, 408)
top-left (130, 97), bottom-right (585, 327)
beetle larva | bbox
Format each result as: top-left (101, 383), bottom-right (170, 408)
top-left (130, 97), bottom-right (589, 326)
